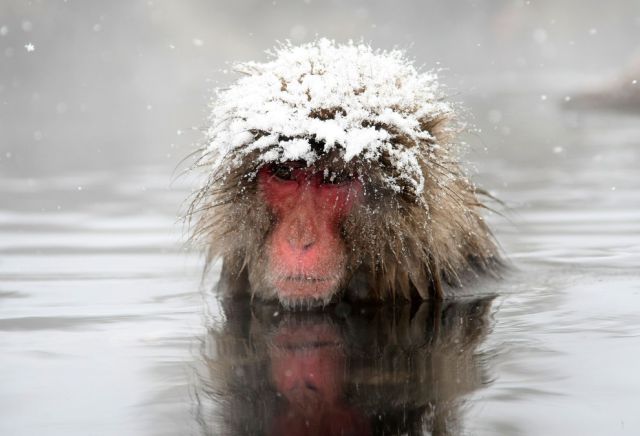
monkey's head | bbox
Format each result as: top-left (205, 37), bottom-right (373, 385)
top-left (189, 39), bottom-right (500, 309)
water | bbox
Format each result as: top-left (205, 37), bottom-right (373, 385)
top-left (1, 92), bottom-right (640, 435)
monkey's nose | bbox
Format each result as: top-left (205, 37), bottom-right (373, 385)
top-left (287, 236), bottom-right (316, 252)
top-left (300, 241), bottom-right (315, 251)
top-left (285, 215), bottom-right (318, 252)
top-left (287, 225), bottom-right (316, 253)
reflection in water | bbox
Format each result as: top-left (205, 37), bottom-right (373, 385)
top-left (195, 297), bottom-right (494, 435)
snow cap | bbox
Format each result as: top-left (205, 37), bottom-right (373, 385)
top-left (204, 38), bottom-right (454, 195)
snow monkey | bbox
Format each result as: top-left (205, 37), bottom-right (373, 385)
top-left (188, 39), bottom-right (501, 309)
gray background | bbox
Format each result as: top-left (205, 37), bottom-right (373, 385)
top-left (2, 0), bottom-right (639, 176)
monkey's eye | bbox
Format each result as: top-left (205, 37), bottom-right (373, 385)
top-left (321, 170), bottom-right (354, 185)
top-left (271, 164), bottom-right (295, 181)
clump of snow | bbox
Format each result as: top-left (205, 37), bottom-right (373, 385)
top-left (203, 38), bottom-right (454, 195)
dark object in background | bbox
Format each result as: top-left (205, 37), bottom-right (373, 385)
top-left (564, 58), bottom-right (640, 113)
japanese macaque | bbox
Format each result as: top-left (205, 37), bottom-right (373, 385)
top-left (189, 39), bottom-right (500, 309)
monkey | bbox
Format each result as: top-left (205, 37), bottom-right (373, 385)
top-left (188, 39), bottom-right (501, 309)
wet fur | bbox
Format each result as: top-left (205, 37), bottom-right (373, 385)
top-left (188, 109), bottom-right (501, 303)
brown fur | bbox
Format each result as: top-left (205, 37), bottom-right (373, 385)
top-left (187, 105), bottom-right (501, 303)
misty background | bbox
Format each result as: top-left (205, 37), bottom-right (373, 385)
top-left (1, 0), bottom-right (639, 177)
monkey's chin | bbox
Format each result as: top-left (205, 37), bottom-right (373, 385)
top-left (272, 277), bottom-right (339, 310)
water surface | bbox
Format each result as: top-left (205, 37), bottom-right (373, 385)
top-left (1, 91), bottom-right (640, 435)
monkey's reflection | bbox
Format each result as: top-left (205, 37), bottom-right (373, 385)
top-left (196, 297), bottom-right (493, 436)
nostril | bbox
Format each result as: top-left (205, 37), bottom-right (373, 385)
top-left (287, 239), bottom-right (315, 252)
top-left (285, 217), bottom-right (317, 251)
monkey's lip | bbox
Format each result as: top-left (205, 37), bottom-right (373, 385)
top-left (281, 275), bottom-right (333, 283)
top-left (274, 275), bottom-right (339, 299)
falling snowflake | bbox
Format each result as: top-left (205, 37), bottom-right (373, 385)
top-left (24, 43), bottom-right (35, 52)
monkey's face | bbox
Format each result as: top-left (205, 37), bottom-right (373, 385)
top-left (256, 162), bottom-right (362, 307)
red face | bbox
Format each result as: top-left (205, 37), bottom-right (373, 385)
top-left (258, 163), bottom-right (362, 305)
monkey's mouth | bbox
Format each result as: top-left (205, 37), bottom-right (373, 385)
top-left (273, 275), bottom-right (340, 305)
top-left (283, 275), bottom-right (333, 283)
